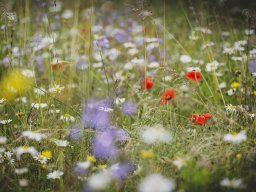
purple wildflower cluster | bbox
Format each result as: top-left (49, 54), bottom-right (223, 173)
top-left (82, 98), bottom-right (130, 159)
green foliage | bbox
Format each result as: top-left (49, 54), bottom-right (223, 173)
top-left (180, 161), bottom-right (211, 191)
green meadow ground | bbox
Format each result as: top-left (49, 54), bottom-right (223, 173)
top-left (0, 0), bottom-right (256, 191)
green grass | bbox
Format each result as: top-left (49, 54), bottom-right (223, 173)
top-left (0, 0), bottom-right (256, 191)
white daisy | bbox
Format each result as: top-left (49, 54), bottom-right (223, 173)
top-left (0, 119), bottom-right (12, 125)
top-left (0, 98), bottom-right (6, 104)
top-left (205, 60), bottom-right (219, 72)
top-left (226, 89), bottom-right (236, 96)
top-left (231, 56), bottom-right (243, 62)
top-left (16, 97), bottom-right (27, 103)
top-left (173, 158), bottom-right (187, 171)
top-left (128, 48), bottom-right (139, 56)
top-left (54, 140), bottom-right (69, 147)
top-left (180, 55), bottom-right (192, 64)
top-left (47, 170), bottom-right (64, 179)
top-left (76, 161), bottom-right (91, 170)
top-left (138, 173), bottom-right (176, 192)
top-left (15, 146), bottom-right (38, 159)
top-left (92, 62), bottom-right (103, 68)
top-left (225, 104), bottom-right (236, 112)
top-left (62, 9), bottom-right (73, 19)
top-left (0, 136), bottom-right (7, 144)
top-left (21, 69), bottom-right (35, 78)
top-left (224, 131), bottom-right (247, 144)
top-left (141, 124), bottom-right (172, 144)
top-left (201, 42), bottom-right (214, 50)
top-left (48, 109), bottom-right (61, 114)
top-left (123, 42), bottom-right (136, 48)
top-left (115, 98), bottom-right (126, 106)
top-left (22, 131), bottom-right (47, 142)
top-left (0, 147), bottom-right (5, 153)
top-left (34, 153), bottom-right (48, 164)
top-left (15, 167), bottom-right (29, 175)
top-left (48, 85), bottom-right (65, 93)
top-left (60, 114), bottom-right (75, 122)
top-left (244, 29), bottom-right (254, 35)
top-left (87, 170), bottom-right (113, 190)
top-left (131, 58), bottom-right (145, 66)
top-left (31, 103), bottom-right (48, 109)
top-left (34, 88), bottom-right (47, 95)
top-left (220, 178), bottom-right (245, 189)
top-left (19, 179), bottom-right (28, 187)
top-left (219, 82), bottom-right (227, 89)
top-left (148, 61), bottom-right (160, 68)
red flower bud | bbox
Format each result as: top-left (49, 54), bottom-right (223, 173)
top-left (186, 71), bottom-right (203, 82)
top-left (145, 76), bottom-right (153, 90)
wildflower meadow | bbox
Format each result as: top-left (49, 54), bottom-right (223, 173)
top-left (0, 0), bottom-right (256, 191)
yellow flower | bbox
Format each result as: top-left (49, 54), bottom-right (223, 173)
top-left (231, 82), bottom-right (240, 89)
top-left (18, 112), bottom-right (25, 118)
top-left (87, 155), bottom-right (96, 163)
top-left (41, 164), bottom-right (47, 169)
top-left (0, 69), bottom-right (33, 101)
top-left (98, 164), bottom-right (107, 169)
top-left (141, 150), bottom-right (155, 159)
top-left (236, 153), bottom-right (242, 159)
top-left (42, 150), bottom-right (52, 159)
top-left (253, 90), bottom-right (256, 96)
top-left (64, 113), bottom-right (71, 118)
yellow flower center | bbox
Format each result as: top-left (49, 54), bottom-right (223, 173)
top-left (38, 155), bottom-right (44, 160)
top-left (236, 153), bottom-right (242, 159)
top-left (42, 150), bottom-right (52, 159)
top-left (18, 112), bottom-right (25, 117)
top-left (231, 131), bottom-right (238, 136)
top-left (141, 150), bottom-right (155, 159)
top-left (98, 164), bottom-right (107, 169)
top-left (231, 82), bottom-right (240, 88)
top-left (87, 155), bottom-right (96, 163)
top-left (41, 164), bottom-right (47, 169)
top-left (23, 146), bottom-right (30, 150)
top-left (64, 113), bottom-right (71, 118)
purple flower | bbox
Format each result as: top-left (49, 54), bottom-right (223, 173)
top-left (2, 57), bottom-right (11, 67)
top-left (74, 165), bottom-right (86, 176)
top-left (93, 130), bottom-right (118, 159)
top-left (149, 55), bottom-right (156, 62)
top-left (108, 126), bottom-right (130, 143)
top-left (37, 55), bottom-right (44, 65)
top-left (69, 125), bottom-right (81, 140)
top-left (110, 163), bottom-right (136, 181)
top-left (114, 30), bottom-right (130, 43)
top-left (122, 101), bottom-right (137, 116)
top-left (74, 161), bottom-right (90, 176)
top-left (76, 57), bottom-right (88, 70)
top-left (93, 37), bottom-right (110, 49)
top-left (249, 60), bottom-right (256, 73)
top-left (82, 99), bottom-right (113, 130)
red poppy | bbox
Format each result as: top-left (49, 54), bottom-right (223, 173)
top-left (161, 88), bottom-right (176, 105)
top-left (52, 63), bottom-right (65, 72)
top-left (202, 113), bottom-right (212, 119)
top-left (190, 113), bottom-right (212, 125)
top-left (145, 76), bottom-right (153, 90)
top-left (186, 71), bottom-right (203, 82)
